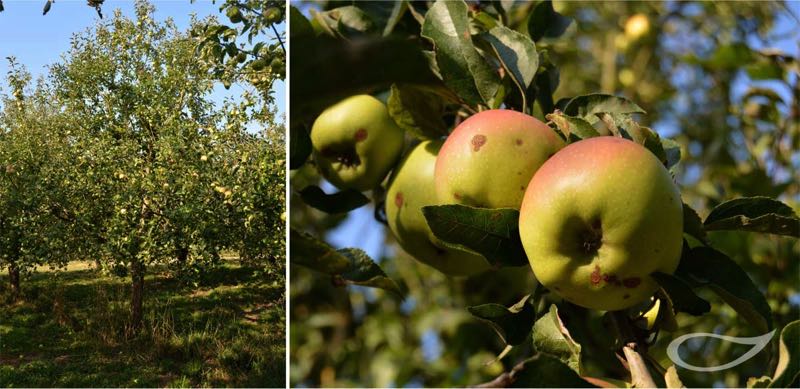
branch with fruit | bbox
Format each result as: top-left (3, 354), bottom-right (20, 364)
top-left (289, 1), bottom-right (800, 387)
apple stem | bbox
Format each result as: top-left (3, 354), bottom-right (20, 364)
top-left (610, 311), bottom-right (658, 388)
top-left (623, 343), bottom-right (658, 388)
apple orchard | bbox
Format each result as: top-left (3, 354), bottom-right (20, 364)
top-left (0, 1), bottom-right (285, 332)
top-left (289, 1), bottom-right (799, 388)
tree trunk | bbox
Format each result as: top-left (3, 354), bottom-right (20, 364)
top-left (176, 245), bottom-right (189, 264)
top-left (9, 262), bottom-right (20, 301)
top-left (130, 259), bottom-right (145, 332)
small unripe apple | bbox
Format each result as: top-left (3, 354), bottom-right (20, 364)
top-left (386, 141), bottom-right (490, 276)
top-left (311, 95), bottom-right (405, 191)
top-left (519, 137), bottom-right (683, 311)
top-left (435, 109), bottom-right (564, 209)
top-left (624, 14), bottom-right (650, 41)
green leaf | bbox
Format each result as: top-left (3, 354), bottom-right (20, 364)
top-left (290, 35), bottom-right (440, 123)
top-left (382, 1), bottom-right (407, 37)
top-left (770, 320), bottom-right (800, 388)
top-left (309, 9), bottom-right (339, 37)
top-left (290, 229), bottom-right (402, 296)
top-left (746, 60), bottom-right (784, 81)
top-left (338, 248), bottom-right (403, 297)
top-left (289, 6), bottom-right (314, 39)
top-left (289, 123), bottom-right (311, 169)
top-left (298, 185), bottom-right (369, 214)
top-left (421, 0), bottom-right (500, 105)
top-left (678, 246), bottom-right (773, 332)
top-left (705, 43), bottom-right (755, 70)
top-left (704, 197), bottom-right (800, 237)
top-left (387, 84), bottom-right (448, 140)
top-left (532, 305), bottom-right (582, 374)
top-left (422, 204), bottom-right (527, 267)
top-left (661, 137), bottom-right (682, 169)
top-left (290, 228), bottom-right (350, 274)
top-left (627, 126), bottom-right (669, 166)
top-left (472, 11), bottom-right (499, 31)
top-left (534, 50), bottom-right (559, 115)
top-left (651, 272), bottom-right (711, 316)
top-left (527, 0), bottom-right (572, 41)
top-left (563, 94), bottom-right (645, 122)
top-left (332, 6), bottom-right (376, 36)
top-left (682, 203), bottom-right (707, 244)
top-left (546, 111), bottom-right (599, 142)
top-left (468, 294), bottom-right (536, 346)
top-left (480, 26), bottom-right (538, 108)
top-left (511, 354), bottom-right (595, 387)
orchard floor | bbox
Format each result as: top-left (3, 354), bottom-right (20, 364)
top-left (0, 260), bottom-right (285, 388)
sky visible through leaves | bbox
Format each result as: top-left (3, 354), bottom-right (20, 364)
top-left (0, 0), bottom-right (285, 118)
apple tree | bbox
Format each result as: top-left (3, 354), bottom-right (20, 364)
top-left (289, 1), bottom-right (799, 387)
top-left (191, 0), bottom-right (287, 278)
top-left (0, 60), bottom-right (83, 301)
top-left (44, 0), bottom-right (276, 331)
top-left (193, 0), bottom-right (286, 105)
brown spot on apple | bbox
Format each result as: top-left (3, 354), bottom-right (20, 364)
top-left (395, 192), bottom-right (404, 208)
top-left (354, 128), bottom-right (368, 142)
top-left (623, 294), bottom-right (630, 299)
top-left (590, 265), bottom-right (602, 285)
top-left (622, 277), bottom-right (641, 288)
top-left (516, 139), bottom-right (523, 145)
top-left (471, 134), bottom-right (487, 152)
top-left (603, 274), bottom-right (619, 285)
top-left (453, 193), bottom-right (462, 200)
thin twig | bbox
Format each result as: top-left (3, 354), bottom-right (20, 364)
top-left (474, 356), bottom-right (536, 388)
top-left (271, 23), bottom-right (285, 55)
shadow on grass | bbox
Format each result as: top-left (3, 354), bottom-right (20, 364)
top-left (0, 261), bottom-right (285, 388)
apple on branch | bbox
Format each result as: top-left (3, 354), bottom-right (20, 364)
top-left (435, 109), bottom-right (564, 209)
top-left (519, 136), bottom-right (683, 311)
top-left (311, 95), bottom-right (405, 192)
top-left (386, 140), bottom-right (490, 276)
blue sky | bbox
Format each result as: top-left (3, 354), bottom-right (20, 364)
top-left (0, 0), bottom-right (285, 118)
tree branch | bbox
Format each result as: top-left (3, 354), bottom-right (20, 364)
top-left (474, 356), bottom-right (536, 388)
top-left (271, 23), bottom-right (286, 55)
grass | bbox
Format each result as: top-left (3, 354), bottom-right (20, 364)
top-left (0, 260), bottom-right (285, 388)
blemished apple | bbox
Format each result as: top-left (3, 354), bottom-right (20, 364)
top-left (386, 140), bottom-right (490, 276)
top-left (435, 109), bottom-right (564, 209)
top-left (311, 95), bottom-right (404, 191)
top-left (519, 136), bottom-right (683, 311)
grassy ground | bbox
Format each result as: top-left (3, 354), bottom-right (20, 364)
top-left (0, 260), bottom-right (285, 388)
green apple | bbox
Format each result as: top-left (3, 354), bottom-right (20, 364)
top-left (311, 95), bottom-right (404, 191)
top-left (386, 140), bottom-right (490, 276)
top-left (435, 109), bottom-right (564, 209)
top-left (519, 136), bottom-right (683, 311)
